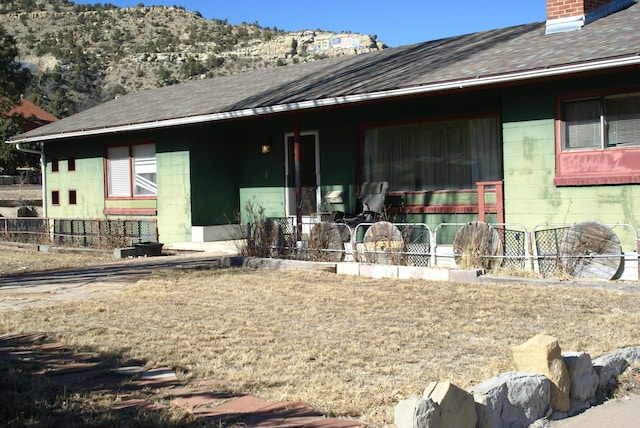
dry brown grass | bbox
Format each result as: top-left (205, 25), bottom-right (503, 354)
top-left (0, 245), bottom-right (113, 276)
top-left (1, 258), bottom-right (640, 426)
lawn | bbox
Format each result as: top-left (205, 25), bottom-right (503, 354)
top-left (1, 249), bottom-right (639, 426)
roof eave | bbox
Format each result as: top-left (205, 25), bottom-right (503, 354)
top-left (9, 55), bottom-right (640, 145)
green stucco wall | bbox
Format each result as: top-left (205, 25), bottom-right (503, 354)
top-left (502, 77), bottom-right (640, 251)
top-left (44, 142), bottom-right (105, 219)
top-left (156, 148), bottom-right (191, 243)
top-left (43, 131), bottom-right (194, 244)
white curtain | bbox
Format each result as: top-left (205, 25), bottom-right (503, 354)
top-left (363, 116), bottom-right (501, 191)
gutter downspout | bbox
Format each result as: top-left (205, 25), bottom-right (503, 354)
top-left (15, 143), bottom-right (46, 218)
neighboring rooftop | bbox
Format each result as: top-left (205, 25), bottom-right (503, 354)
top-left (5, 99), bottom-right (58, 132)
top-left (10, 1), bottom-right (640, 144)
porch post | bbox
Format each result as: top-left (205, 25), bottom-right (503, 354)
top-left (477, 182), bottom-right (486, 222)
top-left (294, 116), bottom-right (302, 240)
top-left (496, 180), bottom-right (504, 224)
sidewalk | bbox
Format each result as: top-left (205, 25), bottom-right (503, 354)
top-left (547, 395), bottom-right (640, 427)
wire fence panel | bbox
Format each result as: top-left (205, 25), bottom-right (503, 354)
top-left (532, 225), bottom-right (569, 277)
top-left (53, 219), bottom-right (158, 248)
top-left (435, 222), bottom-right (527, 270)
top-left (0, 217), bottom-right (50, 244)
top-left (494, 224), bottom-right (528, 271)
top-left (0, 218), bottom-right (158, 249)
top-left (532, 223), bottom-right (637, 279)
top-left (353, 222), bottom-right (432, 266)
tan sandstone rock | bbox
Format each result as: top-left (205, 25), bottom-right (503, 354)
top-left (512, 334), bottom-right (571, 412)
top-left (423, 381), bottom-right (477, 428)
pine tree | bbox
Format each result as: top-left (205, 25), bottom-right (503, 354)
top-left (0, 25), bottom-right (31, 113)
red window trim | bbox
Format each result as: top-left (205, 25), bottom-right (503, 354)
top-left (554, 87), bottom-right (640, 186)
top-left (103, 208), bottom-right (157, 216)
top-left (104, 140), bottom-right (156, 200)
top-left (51, 158), bottom-right (59, 173)
top-left (67, 157), bottom-right (76, 172)
top-left (68, 189), bottom-right (77, 205)
top-left (51, 190), bottom-right (60, 206)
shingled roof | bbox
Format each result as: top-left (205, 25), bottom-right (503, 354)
top-left (11, 1), bottom-right (640, 144)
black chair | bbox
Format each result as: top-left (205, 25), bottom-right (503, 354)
top-left (337, 181), bottom-right (389, 228)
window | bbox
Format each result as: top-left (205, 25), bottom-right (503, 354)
top-left (68, 157), bottom-right (76, 171)
top-left (51, 158), bottom-right (59, 172)
top-left (362, 116), bottom-right (502, 191)
top-left (51, 190), bottom-right (60, 205)
top-left (555, 90), bottom-right (640, 186)
top-left (106, 143), bottom-right (157, 198)
top-left (562, 92), bottom-right (640, 150)
top-left (69, 189), bottom-right (77, 205)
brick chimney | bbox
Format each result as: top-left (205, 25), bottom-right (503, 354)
top-left (546, 0), bottom-right (610, 21)
top-left (545, 0), bottom-right (635, 34)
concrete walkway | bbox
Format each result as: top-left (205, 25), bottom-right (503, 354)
top-left (0, 251), bottom-right (224, 309)
top-left (546, 395), bottom-right (640, 427)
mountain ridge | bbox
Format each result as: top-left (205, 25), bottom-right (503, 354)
top-left (1, 0), bottom-right (386, 117)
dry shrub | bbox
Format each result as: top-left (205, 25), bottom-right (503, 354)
top-left (2, 266), bottom-right (640, 427)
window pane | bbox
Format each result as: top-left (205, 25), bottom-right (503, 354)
top-left (363, 116), bottom-right (500, 191)
top-left (133, 143), bottom-right (157, 196)
top-left (108, 146), bottom-right (131, 197)
top-left (606, 94), bottom-right (640, 147)
top-left (564, 99), bottom-right (601, 150)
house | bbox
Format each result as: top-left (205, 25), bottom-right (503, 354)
top-left (7, 0), bottom-right (640, 263)
top-left (5, 98), bottom-right (58, 132)
top-left (2, 97), bottom-right (57, 188)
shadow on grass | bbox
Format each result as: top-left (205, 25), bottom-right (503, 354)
top-left (0, 333), bottom-right (216, 427)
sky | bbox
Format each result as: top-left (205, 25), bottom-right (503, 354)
top-left (82, 1), bottom-right (547, 47)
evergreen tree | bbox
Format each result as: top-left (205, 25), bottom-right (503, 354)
top-left (0, 24), bottom-right (35, 170)
top-left (0, 25), bottom-right (31, 113)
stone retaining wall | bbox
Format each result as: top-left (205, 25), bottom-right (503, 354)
top-left (394, 335), bottom-right (640, 428)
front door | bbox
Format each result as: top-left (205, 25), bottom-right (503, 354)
top-left (285, 131), bottom-right (319, 220)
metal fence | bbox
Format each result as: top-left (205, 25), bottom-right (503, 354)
top-left (4, 215), bottom-right (637, 280)
top-left (54, 219), bottom-right (158, 248)
top-left (532, 223), bottom-right (637, 278)
top-left (0, 217), bottom-right (50, 245)
top-left (0, 217), bottom-right (158, 248)
top-left (247, 218), bottom-right (637, 280)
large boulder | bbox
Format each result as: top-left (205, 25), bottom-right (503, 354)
top-left (512, 335), bottom-right (571, 412)
top-left (423, 381), bottom-right (477, 428)
top-left (618, 347), bottom-right (640, 363)
top-left (394, 397), bottom-right (441, 428)
top-left (592, 353), bottom-right (628, 394)
top-left (470, 371), bottom-right (550, 428)
top-left (562, 352), bottom-right (599, 402)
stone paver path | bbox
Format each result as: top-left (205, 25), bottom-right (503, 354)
top-left (0, 332), bottom-right (361, 427)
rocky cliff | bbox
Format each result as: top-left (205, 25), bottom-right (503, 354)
top-left (0, 1), bottom-right (385, 116)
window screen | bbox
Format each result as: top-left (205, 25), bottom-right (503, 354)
top-left (107, 146), bottom-right (131, 197)
top-left (564, 99), bottom-right (601, 150)
top-left (606, 93), bottom-right (640, 147)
